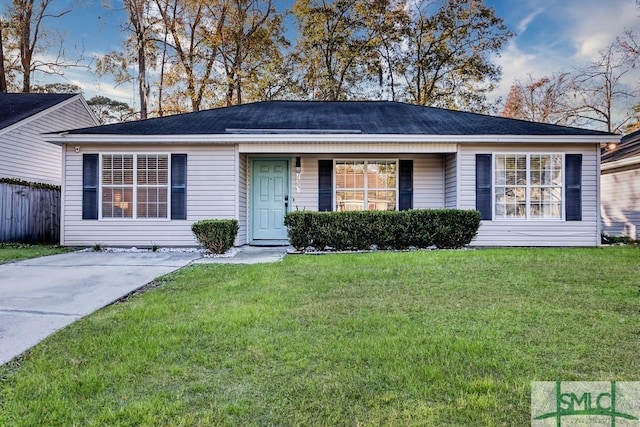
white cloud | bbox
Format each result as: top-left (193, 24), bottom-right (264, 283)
top-left (70, 79), bottom-right (133, 102)
top-left (28, 52), bottom-right (136, 106)
top-left (517, 9), bottom-right (544, 35)
top-left (491, 0), bottom-right (640, 116)
top-left (561, 0), bottom-right (638, 60)
top-left (494, 42), bottom-right (536, 90)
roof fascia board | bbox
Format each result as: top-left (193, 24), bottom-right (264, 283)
top-left (601, 154), bottom-right (640, 171)
top-left (45, 133), bottom-right (621, 146)
top-left (0, 94), bottom-right (89, 137)
top-left (76, 94), bottom-right (101, 126)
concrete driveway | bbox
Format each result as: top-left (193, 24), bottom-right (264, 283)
top-left (0, 251), bottom-right (200, 366)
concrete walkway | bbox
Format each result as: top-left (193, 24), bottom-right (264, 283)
top-left (194, 245), bottom-right (290, 264)
top-left (0, 246), bottom-right (290, 366)
top-left (0, 251), bottom-right (198, 366)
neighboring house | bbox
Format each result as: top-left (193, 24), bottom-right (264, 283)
top-left (0, 93), bottom-right (99, 185)
top-left (45, 101), bottom-right (619, 247)
top-left (601, 129), bottom-right (640, 239)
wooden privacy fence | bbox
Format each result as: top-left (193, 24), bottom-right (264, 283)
top-left (0, 182), bottom-right (60, 244)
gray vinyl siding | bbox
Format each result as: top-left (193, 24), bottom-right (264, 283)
top-left (458, 144), bottom-right (600, 246)
top-left (601, 163), bottom-right (640, 239)
top-left (0, 98), bottom-right (96, 185)
top-left (238, 153), bottom-right (248, 245)
top-left (291, 155), bottom-right (318, 211)
top-left (288, 154), bottom-right (445, 211)
top-left (444, 153), bottom-right (457, 208)
top-left (413, 154), bottom-right (444, 208)
top-left (62, 144), bottom-right (237, 247)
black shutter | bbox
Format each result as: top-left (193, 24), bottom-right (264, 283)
top-left (318, 160), bottom-right (333, 211)
top-left (565, 154), bottom-right (582, 221)
top-left (476, 154), bottom-right (492, 220)
top-left (398, 160), bottom-right (413, 210)
top-left (171, 154), bottom-right (187, 220)
top-left (82, 154), bottom-right (98, 220)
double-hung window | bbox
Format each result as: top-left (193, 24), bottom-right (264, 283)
top-left (101, 154), bottom-right (169, 219)
top-left (494, 154), bottom-right (563, 220)
top-left (335, 160), bottom-right (397, 211)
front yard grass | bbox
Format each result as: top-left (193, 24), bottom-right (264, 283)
top-left (0, 247), bottom-right (638, 426)
top-left (0, 243), bottom-right (71, 264)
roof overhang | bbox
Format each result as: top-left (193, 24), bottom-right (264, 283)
top-left (1, 94), bottom-right (98, 137)
top-left (45, 133), bottom-right (621, 146)
top-left (601, 154), bottom-right (640, 172)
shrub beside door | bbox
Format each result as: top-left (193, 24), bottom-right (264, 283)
top-left (284, 209), bottom-right (481, 251)
top-left (192, 219), bottom-right (239, 254)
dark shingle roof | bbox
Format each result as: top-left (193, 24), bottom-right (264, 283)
top-left (64, 100), bottom-right (616, 136)
top-left (601, 128), bottom-right (640, 163)
top-left (0, 93), bottom-right (77, 130)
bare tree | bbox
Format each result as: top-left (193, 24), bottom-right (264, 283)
top-left (6, 0), bottom-right (73, 92)
top-left (618, 29), bottom-right (640, 65)
top-left (501, 73), bottom-right (576, 125)
top-left (615, 1), bottom-right (640, 133)
top-left (0, 0), bottom-right (82, 92)
top-left (572, 43), bottom-right (637, 133)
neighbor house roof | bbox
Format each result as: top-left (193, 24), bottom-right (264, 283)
top-left (0, 93), bottom-right (78, 131)
top-left (601, 128), bottom-right (640, 164)
top-left (60, 100), bottom-right (616, 137)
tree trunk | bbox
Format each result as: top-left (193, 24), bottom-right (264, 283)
top-left (20, 0), bottom-right (34, 93)
top-left (158, 23), bottom-right (168, 117)
top-left (0, 22), bottom-right (7, 92)
top-left (137, 32), bottom-right (148, 119)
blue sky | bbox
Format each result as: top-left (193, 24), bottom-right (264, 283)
top-left (22, 0), bottom-right (640, 113)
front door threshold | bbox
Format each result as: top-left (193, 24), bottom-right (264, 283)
top-left (250, 239), bottom-right (290, 247)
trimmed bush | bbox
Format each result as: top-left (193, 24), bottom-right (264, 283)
top-left (192, 219), bottom-right (239, 254)
top-left (284, 209), bottom-right (481, 251)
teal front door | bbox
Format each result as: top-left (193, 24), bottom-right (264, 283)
top-left (252, 160), bottom-right (289, 241)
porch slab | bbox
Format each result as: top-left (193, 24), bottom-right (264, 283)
top-left (194, 245), bottom-right (290, 265)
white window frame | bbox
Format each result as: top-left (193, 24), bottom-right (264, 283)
top-left (492, 153), bottom-right (565, 221)
top-left (99, 153), bottom-right (171, 221)
top-left (333, 159), bottom-right (399, 211)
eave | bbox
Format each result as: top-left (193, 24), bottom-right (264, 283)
top-left (601, 154), bottom-right (640, 172)
top-left (45, 133), bottom-right (621, 146)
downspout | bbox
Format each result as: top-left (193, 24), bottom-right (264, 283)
top-left (60, 143), bottom-right (67, 246)
top-left (441, 154), bottom-right (446, 207)
top-left (234, 144), bottom-right (240, 246)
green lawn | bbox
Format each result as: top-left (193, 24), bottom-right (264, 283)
top-left (0, 243), bottom-right (71, 264)
top-left (0, 248), bottom-right (638, 426)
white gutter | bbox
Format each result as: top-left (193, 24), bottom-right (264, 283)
top-left (45, 133), bottom-right (622, 146)
top-left (601, 154), bottom-right (640, 171)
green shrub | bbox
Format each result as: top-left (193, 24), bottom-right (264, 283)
top-left (192, 219), bottom-right (239, 254)
top-left (601, 233), bottom-right (638, 245)
top-left (284, 209), bottom-right (481, 251)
